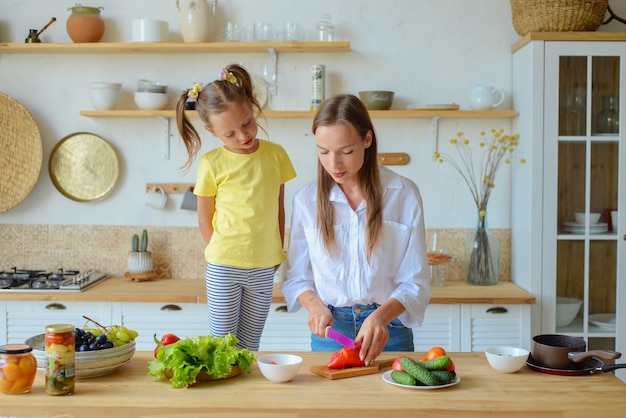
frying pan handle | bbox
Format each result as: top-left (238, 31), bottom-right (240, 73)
top-left (569, 350), bottom-right (622, 363)
top-left (598, 363), bottom-right (626, 373)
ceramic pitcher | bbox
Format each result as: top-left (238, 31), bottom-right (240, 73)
top-left (469, 83), bottom-right (505, 110)
top-left (176, 0), bottom-right (216, 42)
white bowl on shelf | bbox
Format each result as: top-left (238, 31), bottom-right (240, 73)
top-left (555, 296), bottom-right (583, 327)
top-left (89, 82), bottom-right (122, 110)
top-left (134, 91), bottom-right (169, 110)
top-left (574, 212), bottom-right (601, 225)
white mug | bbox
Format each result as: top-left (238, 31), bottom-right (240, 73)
top-left (180, 188), bottom-right (197, 211)
top-left (469, 83), bottom-right (505, 110)
top-left (145, 186), bottom-right (167, 209)
top-left (132, 19), bottom-right (169, 42)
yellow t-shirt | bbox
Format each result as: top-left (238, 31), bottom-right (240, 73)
top-left (194, 140), bottom-right (296, 268)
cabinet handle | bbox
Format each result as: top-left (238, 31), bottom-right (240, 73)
top-left (160, 304), bottom-right (182, 311)
top-left (486, 306), bottom-right (508, 314)
top-left (275, 305), bottom-right (288, 313)
top-left (45, 303), bottom-right (67, 310)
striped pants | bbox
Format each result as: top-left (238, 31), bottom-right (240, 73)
top-left (205, 263), bottom-right (274, 351)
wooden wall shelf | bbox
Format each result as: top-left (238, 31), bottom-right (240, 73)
top-left (0, 41), bottom-right (351, 54)
top-left (80, 109), bottom-right (518, 119)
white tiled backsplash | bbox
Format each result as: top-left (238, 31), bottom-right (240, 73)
top-left (0, 225), bottom-right (510, 281)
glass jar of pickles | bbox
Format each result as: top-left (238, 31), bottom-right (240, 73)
top-left (0, 344), bottom-right (37, 394)
top-left (45, 324), bottom-right (75, 396)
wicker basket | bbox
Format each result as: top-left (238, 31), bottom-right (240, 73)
top-left (510, 0), bottom-right (608, 36)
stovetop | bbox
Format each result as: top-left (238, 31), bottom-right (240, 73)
top-left (0, 268), bottom-right (109, 292)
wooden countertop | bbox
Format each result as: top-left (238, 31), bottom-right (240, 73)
top-left (0, 278), bottom-right (535, 304)
top-left (1, 351), bottom-right (623, 417)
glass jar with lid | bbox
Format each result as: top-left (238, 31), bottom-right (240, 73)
top-left (317, 14), bottom-right (335, 42)
top-left (0, 344), bottom-right (38, 394)
top-left (45, 323), bottom-right (75, 396)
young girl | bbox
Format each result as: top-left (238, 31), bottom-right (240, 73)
top-left (281, 94), bottom-right (431, 365)
top-left (176, 64), bottom-right (296, 350)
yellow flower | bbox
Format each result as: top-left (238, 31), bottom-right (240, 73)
top-left (435, 129), bottom-right (524, 212)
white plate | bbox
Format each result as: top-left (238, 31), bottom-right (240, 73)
top-left (381, 370), bottom-right (460, 389)
top-left (406, 103), bottom-right (459, 110)
top-left (589, 313), bottom-right (616, 331)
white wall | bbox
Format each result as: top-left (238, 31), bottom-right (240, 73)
top-left (1, 0), bottom-right (625, 229)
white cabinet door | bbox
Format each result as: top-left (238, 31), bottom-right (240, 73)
top-left (260, 303), bottom-right (310, 351)
top-left (413, 304), bottom-right (460, 352)
top-left (461, 304), bottom-right (526, 352)
top-left (118, 302), bottom-right (208, 351)
top-left (5, 301), bottom-right (113, 344)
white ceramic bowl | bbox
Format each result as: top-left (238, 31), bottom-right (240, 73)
top-left (132, 19), bottom-right (169, 42)
top-left (134, 91), bottom-right (169, 110)
top-left (556, 296), bottom-right (583, 327)
top-left (137, 79), bottom-right (168, 94)
top-left (89, 82), bottom-right (122, 110)
top-left (25, 334), bottom-right (135, 379)
top-left (574, 212), bottom-right (601, 225)
top-left (257, 353), bottom-right (303, 383)
top-left (485, 346), bottom-right (529, 373)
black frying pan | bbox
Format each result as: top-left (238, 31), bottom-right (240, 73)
top-left (526, 354), bottom-right (626, 376)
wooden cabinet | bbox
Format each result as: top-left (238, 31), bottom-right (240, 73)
top-left (511, 33), bottom-right (625, 382)
top-left (2, 301), bottom-right (113, 344)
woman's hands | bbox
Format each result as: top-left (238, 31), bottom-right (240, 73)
top-left (299, 292), bottom-right (332, 337)
top-left (355, 314), bottom-right (389, 365)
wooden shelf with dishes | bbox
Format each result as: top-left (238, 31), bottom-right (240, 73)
top-left (80, 109), bottom-right (517, 119)
top-left (0, 41), bottom-right (351, 54)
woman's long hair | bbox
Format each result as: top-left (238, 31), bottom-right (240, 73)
top-left (311, 94), bottom-right (383, 259)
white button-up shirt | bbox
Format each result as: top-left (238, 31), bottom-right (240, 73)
top-left (281, 165), bottom-right (432, 328)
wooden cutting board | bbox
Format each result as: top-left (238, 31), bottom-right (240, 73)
top-left (310, 358), bottom-right (395, 380)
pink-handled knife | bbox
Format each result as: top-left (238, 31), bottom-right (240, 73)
top-left (325, 326), bottom-right (356, 349)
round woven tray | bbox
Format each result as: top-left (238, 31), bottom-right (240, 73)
top-left (510, 0), bottom-right (608, 36)
top-left (0, 93), bottom-right (43, 213)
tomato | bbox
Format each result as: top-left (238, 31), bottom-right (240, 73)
top-left (392, 356), bottom-right (414, 372)
top-left (426, 346), bottom-right (446, 360)
top-left (445, 359), bottom-right (455, 372)
top-left (418, 357), bottom-right (428, 362)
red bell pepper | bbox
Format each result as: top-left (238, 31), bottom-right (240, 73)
top-left (153, 333), bottom-right (180, 358)
top-left (327, 343), bottom-right (365, 369)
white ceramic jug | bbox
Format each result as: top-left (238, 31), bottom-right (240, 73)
top-left (469, 83), bottom-right (505, 110)
top-left (176, 0), bottom-right (216, 43)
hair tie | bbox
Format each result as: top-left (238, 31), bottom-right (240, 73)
top-left (187, 82), bottom-right (204, 100)
top-left (219, 69), bottom-right (237, 84)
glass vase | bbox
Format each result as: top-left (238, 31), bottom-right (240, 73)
top-left (596, 94), bottom-right (619, 134)
top-left (465, 212), bottom-right (500, 285)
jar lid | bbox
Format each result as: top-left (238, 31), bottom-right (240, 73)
top-left (0, 344), bottom-right (33, 354)
top-left (45, 323), bottom-right (75, 333)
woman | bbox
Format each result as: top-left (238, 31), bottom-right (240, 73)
top-left (281, 94), bottom-right (431, 365)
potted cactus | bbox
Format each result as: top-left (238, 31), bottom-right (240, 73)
top-left (126, 229), bottom-right (155, 280)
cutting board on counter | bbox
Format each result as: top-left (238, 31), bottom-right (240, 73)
top-left (310, 358), bottom-right (395, 380)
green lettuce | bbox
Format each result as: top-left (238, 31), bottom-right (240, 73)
top-left (147, 334), bottom-right (256, 388)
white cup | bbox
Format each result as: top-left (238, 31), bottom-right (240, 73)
top-left (469, 83), bottom-right (505, 110)
top-left (145, 186), bottom-right (167, 209)
top-left (612, 210), bottom-right (618, 232)
top-left (132, 19), bottom-right (169, 42)
top-left (180, 188), bottom-right (197, 211)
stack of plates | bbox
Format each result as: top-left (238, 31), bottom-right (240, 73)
top-left (25, 334), bottom-right (135, 378)
top-left (589, 313), bottom-right (616, 331)
top-left (563, 221), bottom-right (608, 234)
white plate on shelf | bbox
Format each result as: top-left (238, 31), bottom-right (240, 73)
top-left (589, 313), bottom-right (616, 331)
top-left (406, 103), bottom-right (459, 110)
top-left (381, 370), bottom-right (460, 389)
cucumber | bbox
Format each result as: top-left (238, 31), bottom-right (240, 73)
top-left (430, 370), bottom-right (455, 384)
top-left (391, 371), bottom-right (417, 386)
top-left (140, 229), bottom-right (148, 252)
top-left (400, 357), bottom-right (439, 386)
top-left (131, 234), bottom-right (139, 252)
top-left (420, 355), bottom-right (451, 371)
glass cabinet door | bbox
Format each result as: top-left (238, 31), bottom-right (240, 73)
top-left (552, 50), bottom-right (621, 352)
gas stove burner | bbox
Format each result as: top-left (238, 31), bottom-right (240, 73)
top-left (0, 268), bottom-right (109, 292)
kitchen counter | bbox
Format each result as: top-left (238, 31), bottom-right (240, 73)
top-left (1, 351), bottom-right (623, 417)
top-left (0, 278), bottom-right (536, 304)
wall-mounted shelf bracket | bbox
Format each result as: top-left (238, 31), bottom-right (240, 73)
top-left (430, 116), bottom-right (441, 161)
top-left (157, 116), bottom-right (171, 160)
top-left (267, 47), bottom-right (277, 95)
